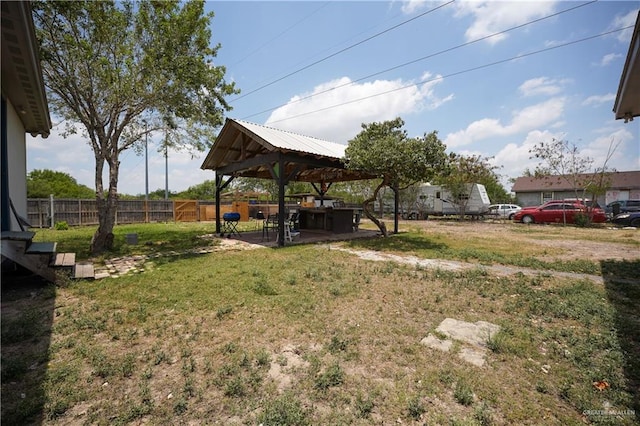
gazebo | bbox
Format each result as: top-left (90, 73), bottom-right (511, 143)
top-left (200, 118), bottom-right (377, 245)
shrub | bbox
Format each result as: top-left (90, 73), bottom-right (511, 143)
top-left (407, 396), bottom-right (425, 420)
top-left (355, 393), bottom-right (375, 418)
top-left (54, 221), bottom-right (69, 230)
top-left (573, 213), bottom-right (589, 227)
top-left (454, 381), bottom-right (474, 406)
top-left (257, 393), bottom-right (310, 426)
top-left (314, 362), bottom-right (345, 390)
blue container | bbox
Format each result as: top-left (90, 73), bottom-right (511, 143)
top-left (223, 212), bottom-right (241, 221)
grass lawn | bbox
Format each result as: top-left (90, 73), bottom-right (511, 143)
top-left (2, 220), bottom-right (638, 425)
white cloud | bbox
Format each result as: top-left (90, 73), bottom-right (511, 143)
top-left (581, 127), bottom-right (637, 170)
top-left (401, 0), bottom-right (428, 15)
top-left (609, 8), bottom-right (639, 43)
top-left (399, 0), bottom-right (453, 15)
top-left (490, 129), bottom-right (564, 190)
top-left (454, 1), bottom-right (557, 44)
top-left (264, 74), bottom-right (452, 143)
top-left (595, 53), bottom-right (622, 67)
top-left (27, 130), bottom-right (98, 189)
top-left (444, 97), bottom-right (565, 147)
top-left (582, 93), bottom-right (616, 107)
top-left (27, 125), bottom-right (212, 196)
top-left (518, 77), bottom-right (569, 97)
top-left (490, 126), bottom-right (638, 193)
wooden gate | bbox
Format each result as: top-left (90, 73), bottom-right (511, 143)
top-left (174, 200), bottom-right (198, 222)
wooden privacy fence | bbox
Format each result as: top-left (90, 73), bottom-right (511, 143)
top-left (26, 198), bottom-right (284, 228)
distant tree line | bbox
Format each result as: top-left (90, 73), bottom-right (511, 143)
top-left (28, 167), bottom-right (513, 207)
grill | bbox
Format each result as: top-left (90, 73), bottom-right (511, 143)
top-left (223, 212), bottom-right (241, 221)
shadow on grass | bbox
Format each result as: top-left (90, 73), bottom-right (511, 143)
top-left (345, 232), bottom-right (447, 252)
top-left (1, 267), bottom-right (55, 424)
top-left (600, 259), bottom-right (640, 418)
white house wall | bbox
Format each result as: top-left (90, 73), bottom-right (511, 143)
top-left (6, 99), bottom-right (28, 230)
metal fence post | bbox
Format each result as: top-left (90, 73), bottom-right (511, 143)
top-left (49, 194), bottom-right (54, 228)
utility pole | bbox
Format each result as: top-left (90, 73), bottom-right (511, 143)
top-left (164, 132), bottom-right (169, 200)
top-left (144, 120), bottom-right (149, 223)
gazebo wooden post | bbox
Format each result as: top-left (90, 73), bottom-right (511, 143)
top-left (215, 173), bottom-right (222, 235)
top-left (393, 182), bottom-right (400, 234)
top-left (277, 155), bottom-right (286, 246)
top-left (215, 174), bottom-right (235, 236)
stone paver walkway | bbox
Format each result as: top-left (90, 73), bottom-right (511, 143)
top-left (91, 237), bottom-right (606, 283)
top-left (333, 247), bottom-right (606, 284)
top-left (93, 237), bottom-right (263, 279)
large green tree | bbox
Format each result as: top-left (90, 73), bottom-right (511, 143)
top-left (33, 0), bottom-right (237, 253)
top-left (27, 169), bottom-right (95, 199)
top-left (344, 118), bottom-right (448, 236)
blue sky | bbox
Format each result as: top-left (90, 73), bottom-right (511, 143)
top-left (27, 1), bottom-right (640, 196)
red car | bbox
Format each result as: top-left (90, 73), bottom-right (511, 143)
top-left (513, 200), bottom-right (607, 224)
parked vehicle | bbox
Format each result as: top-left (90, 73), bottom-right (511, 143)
top-left (488, 204), bottom-right (522, 219)
top-left (611, 211), bottom-right (640, 227)
top-left (403, 183), bottom-right (491, 219)
top-left (513, 200), bottom-right (607, 224)
top-left (605, 199), bottom-right (640, 218)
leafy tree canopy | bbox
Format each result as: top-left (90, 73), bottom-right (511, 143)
top-left (345, 117), bottom-right (449, 235)
top-left (33, 0), bottom-right (237, 253)
top-left (27, 169), bottom-right (95, 199)
top-left (176, 180), bottom-right (218, 200)
top-left (345, 118), bottom-right (448, 189)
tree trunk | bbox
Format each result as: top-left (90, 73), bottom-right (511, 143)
top-left (363, 180), bottom-right (388, 237)
top-left (90, 157), bottom-right (119, 254)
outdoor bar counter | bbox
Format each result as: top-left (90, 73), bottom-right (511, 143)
top-left (298, 207), bottom-right (358, 234)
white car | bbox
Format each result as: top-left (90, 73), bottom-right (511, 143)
top-left (488, 204), bottom-right (522, 220)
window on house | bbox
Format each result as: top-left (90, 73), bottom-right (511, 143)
top-left (542, 192), bottom-right (553, 203)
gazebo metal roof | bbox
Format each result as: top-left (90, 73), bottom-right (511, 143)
top-left (200, 118), bottom-right (375, 183)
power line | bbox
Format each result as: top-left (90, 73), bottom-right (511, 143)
top-left (240, 3), bottom-right (410, 95)
top-left (229, 0), bottom-right (456, 103)
top-left (241, 0), bottom-right (598, 121)
top-left (264, 25), bottom-right (633, 126)
top-left (227, 2), bottom-right (331, 69)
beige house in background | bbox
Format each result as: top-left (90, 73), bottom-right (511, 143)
top-left (511, 171), bottom-right (640, 207)
top-left (513, 12), bottom-right (640, 209)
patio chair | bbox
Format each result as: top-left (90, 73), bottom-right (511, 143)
top-left (276, 222), bottom-right (300, 243)
top-left (353, 212), bottom-right (361, 232)
top-left (262, 213), bottom-right (278, 241)
top-left (255, 211), bottom-right (265, 230)
top-left (288, 212), bottom-right (299, 230)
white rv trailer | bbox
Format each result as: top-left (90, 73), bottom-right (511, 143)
top-left (404, 183), bottom-right (491, 219)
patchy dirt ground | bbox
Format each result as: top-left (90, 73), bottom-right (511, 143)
top-left (399, 219), bottom-right (640, 263)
